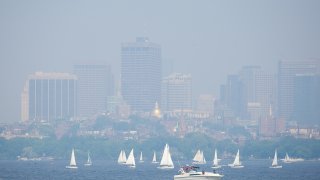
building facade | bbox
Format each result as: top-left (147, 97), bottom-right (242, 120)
top-left (74, 64), bottom-right (114, 119)
top-left (161, 73), bottom-right (192, 113)
top-left (22, 72), bottom-right (77, 122)
top-left (292, 74), bottom-right (320, 127)
top-left (278, 60), bottom-right (320, 122)
top-left (121, 37), bottom-right (161, 112)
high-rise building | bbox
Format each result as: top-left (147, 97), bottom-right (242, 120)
top-left (254, 70), bottom-right (276, 118)
top-left (293, 74), bottom-right (320, 127)
top-left (74, 64), bottom-right (114, 118)
top-left (161, 73), bottom-right (192, 112)
top-left (22, 72), bottom-right (77, 122)
top-left (121, 37), bottom-right (161, 112)
top-left (278, 60), bottom-right (320, 122)
top-left (220, 66), bottom-right (276, 122)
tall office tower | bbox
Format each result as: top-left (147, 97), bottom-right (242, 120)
top-left (74, 64), bottom-right (114, 118)
top-left (220, 67), bottom-right (276, 121)
top-left (278, 60), bottom-right (320, 122)
top-left (239, 66), bottom-right (276, 120)
top-left (254, 70), bottom-right (276, 118)
top-left (22, 72), bottom-right (77, 122)
top-left (161, 73), bottom-right (192, 112)
top-left (224, 75), bottom-right (245, 118)
top-left (293, 74), bottom-right (320, 126)
top-left (121, 37), bottom-right (161, 112)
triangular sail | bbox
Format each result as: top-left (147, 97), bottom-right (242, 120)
top-left (70, 149), bottom-right (77, 166)
top-left (213, 149), bottom-right (218, 166)
top-left (233, 149), bottom-right (241, 166)
top-left (126, 149), bottom-right (135, 167)
top-left (118, 150), bottom-right (127, 164)
top-left (87, 152), bottom-right (92, 164)
top-left (140, 152), bottom-right (143, 162)
top-left (122, 150), bottom-right (127, 162)
top-left (193, 150), bottom-right (201, 162)
top-left (152, 151), bottom-right (157, 163)
top-left (272, 150), bottom-right (278, 166)
top-left (159, 144), bottom-right (174, 167)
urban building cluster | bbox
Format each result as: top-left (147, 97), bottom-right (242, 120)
top-left (7, 37), bottom-right (320, 140)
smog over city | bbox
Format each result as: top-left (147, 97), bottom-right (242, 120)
top-left (0, 1), bottom-right (320, 179)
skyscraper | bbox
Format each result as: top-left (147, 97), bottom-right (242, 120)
top-left (278, 60), bottom-right (320, 122)
top-left (220, 66), bottom-right (276, 122)
top-left (293, 74), bottom-right (320, 126)
top-left (22, 72), bottom-right (77, 122)
top-left (161, 73), bottom-right (192, 112)
top-left (74, 64), bottom-right (114, 118)
top-left (121, 37), bottom-right (161, 112)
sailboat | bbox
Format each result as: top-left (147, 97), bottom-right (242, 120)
top-left (139, 152), bottom-right (144, 163)
top-left (212, 149), bottom-right (221, 169)
top-left (125, 149), bottom-right (136, 168)
top-left (282, 152), bottom-right (304, 163)
top-left (84, 151), bottom-right (92, 166)
top-left (118, 150), bottom-right (127, 164)
top-left (158, 144), bottom-right (174, 169)
top-left (152, 151), bottom-right (158, 163)
top-left (270, 149), bottom-right (282, 168)
top-left (66, 148), bottom-right (78, 169)
top-left (193, 149), bottom-right (206, 164)
top-left (228, 149), bottom-right (244, 168)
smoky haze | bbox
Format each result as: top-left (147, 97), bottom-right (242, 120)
top-left (1, 0), bottom-right (320, 123)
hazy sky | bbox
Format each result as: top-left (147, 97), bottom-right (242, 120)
top-left (1, 0), bottom-right (320, 123)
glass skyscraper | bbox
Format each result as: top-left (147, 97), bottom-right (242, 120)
top-left (121, 37), bottom-right (161, 112)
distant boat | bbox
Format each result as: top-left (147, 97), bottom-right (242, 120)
top-left (84, 151), bottom-right (92, 166)
top-left (158, 144), bottom-right (174, 169)
top-left (282, 153), bottom-right (304, 163)
top-left (193, 149), bottom-right (206, 164)
top-left (125, 149), bottom-right (136, 168)
top-left (152, 151), bottom-right (159, 164)
top-left (66, 148), bottom-right (78, 169)
top-left (228, 149), bottom-right (244, 168)
top-left (270, 149), bottom-right (282, 168)
top-left (174, 165), bottom-right (223, 180)
top-left (212, 149), bottom-right (221, 169)
top-left (118, 150), bottom-right (127, 164)
top-left (139, 152), bottom-right (144, 163)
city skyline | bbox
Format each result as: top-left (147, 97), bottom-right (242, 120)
top-left (1, 0), bottom-right (320, 122)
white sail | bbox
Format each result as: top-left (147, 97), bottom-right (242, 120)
top-left (159, 144), bottom-right (174, 169)
top-left (152, 151), bottom-right (158, 163)
top-left (118, 150), bottom-right (127, 164)
top-left (125, 149), bottom-right (135, 167)
top-left (212, 149), bottom-right (221, 168)
top-left (193, 149), bottom-right (206, 164)
top-left (272, 150), bottom-right (278, 166)
top-left (229, 149), bottom-right (243, 168)
top-left (139, 152), bottom-right (144, 162)
top-left (66, 148), bottom-right (78, 169)
top-left (193, 150), bottom-right (201, 162)
top-left (84, 151), bottom-right (92, 166)
top-left (122, 150), bottom-right (127, 163)
top-left (270, 149), bottom-right (282, 168)
top-left (282, 152), bottom-right (303, 163)
top-left (233, 149), bottom-right (240, 165)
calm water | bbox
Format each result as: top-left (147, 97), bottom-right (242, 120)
top-left (0, 159), bottom-right (320, 180)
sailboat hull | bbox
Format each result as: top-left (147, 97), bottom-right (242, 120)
top-left (66, 165), bottom-right (78, 169)
top-left (84, 163), bottom-right (92, 166)
top-left (157, 166), bottom-right (174, 169)
top-left (270, 165), bottom-right (282, 168)
top-left (211, 166), bottom-right (221, 169)
top-left (174, 173), bottom-right (223, 180)
top-left (228, 164), bottom-right (244, 168)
